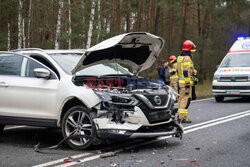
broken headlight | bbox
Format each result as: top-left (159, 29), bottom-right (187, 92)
top-left (94, 91), bottom-right (139, 106)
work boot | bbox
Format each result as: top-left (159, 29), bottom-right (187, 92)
top-left (182, 119), bottom-right (192, 123)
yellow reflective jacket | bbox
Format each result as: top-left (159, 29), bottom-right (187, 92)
top-left (177, 55), bottom-right (196, 87)
top-left (169, 62), bottom-right (178, 81)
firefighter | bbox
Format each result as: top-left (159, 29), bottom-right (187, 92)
top-left (169, 55), bottom-right (178, 100)
top-left (177, 40), bottom-right (197, 123)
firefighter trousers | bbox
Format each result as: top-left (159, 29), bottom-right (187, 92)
top-left (178, 85), bottom-right (192, 120)
top-left (170, 79), bottom-right (178, 100)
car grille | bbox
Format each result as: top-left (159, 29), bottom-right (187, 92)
top-left (138, 103), bottom-right (172, 124)
top-left (142, 94), bottom-right (168, 107)
top-left (219, 76), bottom-right (248, 82)
top-left (134, 93), bottom-right (173, 124)
top-left (213, 86), bottom-right (250, 90)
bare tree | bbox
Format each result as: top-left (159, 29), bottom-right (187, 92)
top-left (27, 0), bottom-right (32, 47)
top-left (86, 0), bottom-right (96, 49)
top-left (81, 0), bottom-right (85, 48)
top-left (181, 0), bottom-right (189, 42)
top-left (136, 1), bottom-right (142, 31)
top-left (197, 0), bottom-right (201, 36)
top-left (125, 0), bottom-right (131, 32)
top-left (7, 23), bottom-right (10, 50)
top-left (96, 0), bottom-right (101, 43)
top-left (55, 0), bottom-right (64, 49)
top-left (18, 0), bottom-right (23, 49)
top-left (154, 6), bottom-right (160, 35)
top-left (68, 0), bottom-right (72, 49)
top-left (146, 0), bottom-right (152, 32)
top-left (22, 18), bottom-right (26, 48)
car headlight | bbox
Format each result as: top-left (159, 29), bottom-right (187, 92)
top-left (167, 86), bottom-right (177, 101)
top-left (213, 75), bottom-right (220, 82)
top-left (94, 91), bottom-right (139, 106)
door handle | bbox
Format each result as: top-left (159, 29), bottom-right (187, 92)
top-left (0, 82), bottom-right (9, 88)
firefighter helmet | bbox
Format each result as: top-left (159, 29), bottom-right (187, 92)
top-left (182, 40), bottom-right (196, 52)
top-left (169, 55), bottom-right (177, 63)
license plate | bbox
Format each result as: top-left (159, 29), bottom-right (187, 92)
top-left (226, 90), bottom-right (240, 95)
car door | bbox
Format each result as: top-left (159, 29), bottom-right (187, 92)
top-left (0, 53), bottom-right (59, 125)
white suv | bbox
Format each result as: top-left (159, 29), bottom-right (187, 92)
top-left (0, 32), bottom-right (183, 149)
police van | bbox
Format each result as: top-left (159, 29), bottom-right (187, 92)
top-left (212, 36), bottom-right (250, 102)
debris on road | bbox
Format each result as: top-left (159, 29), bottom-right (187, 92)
top-left (110, 162), bottom-right (118, 166)
top-left (156, 160), bottom-right (165, 164)
top-left (63, 158), bottom-right (73, 163)
top-left (195, 147), bottom-right (201, 150)
top-left (100, 152), bottom-right (117, 159)
top-left (63, 157), bottom-right (80, 163)
top-left (185, 160), bottom-right (197, 164)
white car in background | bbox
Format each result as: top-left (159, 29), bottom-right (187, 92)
top-left (213, 36), bottom-right (250, 102)
top-left (0, 32), bottom-right (183, 149)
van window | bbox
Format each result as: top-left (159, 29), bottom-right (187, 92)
top-left (220, 53), bottom-right (250, 67)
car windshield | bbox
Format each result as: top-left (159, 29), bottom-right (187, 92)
top-left (50, 53), bottom-right (132, 76)
top-left (220, 53), bottom-right (250, 68)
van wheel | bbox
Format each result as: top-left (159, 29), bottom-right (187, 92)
top-left (62, 106), bottom-right (96, 149)
top-left (215, 96), bottom-right (224, 102)
top-left (0, 124), bottom-right (5, 134)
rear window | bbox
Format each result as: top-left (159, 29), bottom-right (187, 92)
top-left (220, 53), bottom-right (250, 68)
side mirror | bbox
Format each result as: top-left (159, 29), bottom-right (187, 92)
top-left (216, 65), bottom-right (220, 70)
top-left (34, 68), bottom-right (50, 79)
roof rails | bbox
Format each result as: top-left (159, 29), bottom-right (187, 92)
top-left (10, 48), bottom-right (45, 52)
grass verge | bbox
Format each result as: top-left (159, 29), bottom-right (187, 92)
top-left (195, 80), bottom-right (213, 99)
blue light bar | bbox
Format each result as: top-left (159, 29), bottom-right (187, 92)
top-left (236, 34), bottom-right (246, 40)
top-left (237, 36), bottom-right (246, 40)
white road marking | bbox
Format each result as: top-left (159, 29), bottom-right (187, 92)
top-left (54, 154), bottom-right (101, 167)
top-left (184, 112), bottom-right (250, 134)
top-left (192, 97), bottom-right (214, 103)
top-left (174, 97), bottom-right (213, 106)
top-left (33, 109), bottom-right (250, 167)
top-left (32, 153), bottom-right (94, 167)
top-left (184, 110), bottom-right (250, 130)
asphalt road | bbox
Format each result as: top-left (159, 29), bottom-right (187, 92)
top-left (0, 97), bottom-right (250, 167)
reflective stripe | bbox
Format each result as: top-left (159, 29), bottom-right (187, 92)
top-left (170, 76), bottom-right (178, 79)
top-left (177, 56), bottom-right (184, 62)
top-left (170, 59), bottom-right (175, 63)
top-left (178, 109), bottom-right (188, 114)
top-left (179, 77), bottom-right (195, 84)
top-left (179, 78), bottom-right (190, 81)
top-left (182, 62), bottom-right (193, 67)
top-left (179, 80), bottom-right (194, 84)
top-left (181, 63), bottom-right (184, 78)
top-left (169, 69), bottom-right (177, 73)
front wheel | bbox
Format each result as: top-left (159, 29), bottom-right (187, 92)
top-left (215, 96), bottom-right (224, 102)
top-left (0, 124), bottom-right (5, 134)
top-left (62, 106), bottom-right (96, 149)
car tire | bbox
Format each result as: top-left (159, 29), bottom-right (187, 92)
top-left (215, 96), bottom-right (224, 102)
top-left (0, 124), bottom-right (5, 134)
top-left (62, 106), bottom-right (96, 149)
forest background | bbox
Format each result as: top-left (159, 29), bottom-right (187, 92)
top-left (0, 0), bottom-right (249, 88)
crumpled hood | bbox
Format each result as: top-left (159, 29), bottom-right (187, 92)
top-left (72, 32), bottom-right (165, 74)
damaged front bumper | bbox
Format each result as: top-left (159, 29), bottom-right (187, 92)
top-left (95, 119), bottom-right (183, 140)
top-left (93, 88), bottom-right (183, 140)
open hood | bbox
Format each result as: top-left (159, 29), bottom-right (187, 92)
top-left (72, 32), bottom-right (165, 74)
